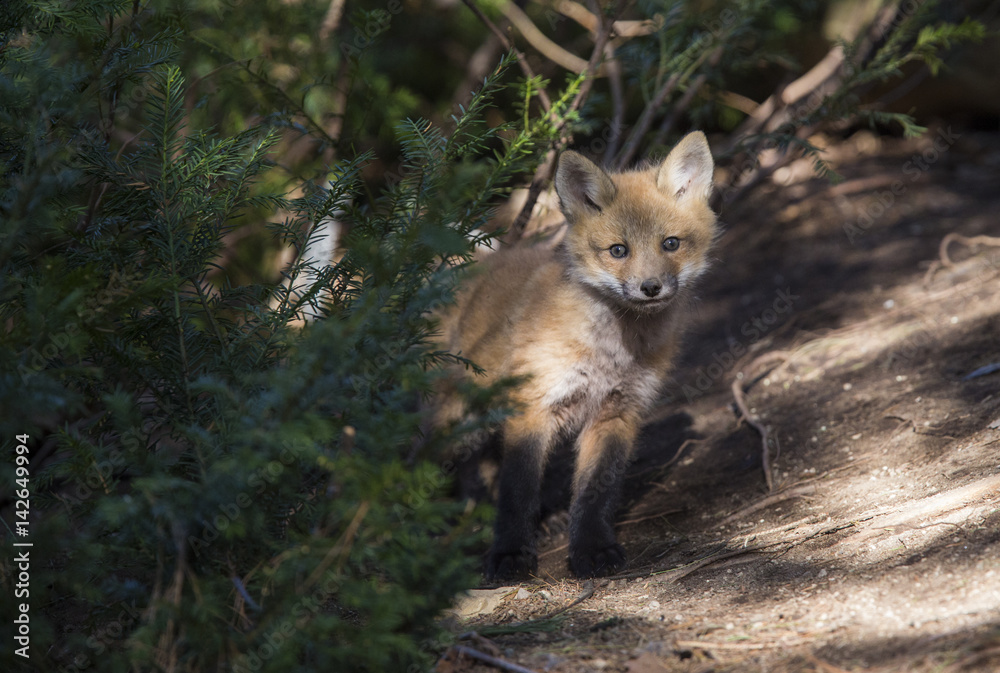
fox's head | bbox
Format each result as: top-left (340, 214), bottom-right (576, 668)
top-left (555, 132), bottom-right (718, 313)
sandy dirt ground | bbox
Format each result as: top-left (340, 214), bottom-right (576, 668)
top-left (440, 128), bottom-right (1000, 673)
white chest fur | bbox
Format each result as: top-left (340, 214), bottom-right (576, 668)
top-left (537, 308), bottom-right (667, 432)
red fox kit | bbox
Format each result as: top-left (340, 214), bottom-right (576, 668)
top-left (440, 132), bottom-right (717, 578)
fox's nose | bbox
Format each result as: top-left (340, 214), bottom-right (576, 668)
top-left (640, 278), bottom-right (662, 298)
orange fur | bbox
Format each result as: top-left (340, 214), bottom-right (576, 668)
top-left (437, 132), bottom-right (718, 578)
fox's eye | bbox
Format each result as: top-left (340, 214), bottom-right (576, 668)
top-left (609, 244), bottom-right (628, 258)
top-left (662, 237), bottom-right (680, 252)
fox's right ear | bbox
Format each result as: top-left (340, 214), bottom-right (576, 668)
top-left (555, 151), bottom-right (617, 220)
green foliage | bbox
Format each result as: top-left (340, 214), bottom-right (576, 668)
top-left (0, 5), bottom-right (566, 673)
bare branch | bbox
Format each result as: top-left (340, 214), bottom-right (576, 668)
top-left (616, 45), bottom-right (721, 169)
top-left (650, 72), bottom-right (707, 151)
top-left (550, 0), bottom-right (662, 37)
top-left (501, 0), bottom-right (592, 73)
top-left (449, 645), bottom-right (542, 673)
top-left (603, 43), bottom-right (625, 163)
top-left (509, 0), bottom-right (619, 239)
top-left (460, 0), bottom-right (552, 112)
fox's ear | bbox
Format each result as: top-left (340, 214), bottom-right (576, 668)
top-left (656, 131), bottom-right (714, 203)
top-left (556, 151), bottom-right (617, 219)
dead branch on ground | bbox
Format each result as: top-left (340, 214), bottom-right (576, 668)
top-left (649, 545), bottom-right (771, 584)
top-left (731, 375), bottom-right (775, 492)
top-left (720, 484), bottom-right (816, 527)
top-left (444, 645), bottom-right (542, 673)
top-left (730, 350), bottom-right (789, 494)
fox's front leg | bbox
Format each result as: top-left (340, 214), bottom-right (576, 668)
top-left (568, 415), bottom-right (637, 577)
top-left (487, 415), bottom-right (553, 580)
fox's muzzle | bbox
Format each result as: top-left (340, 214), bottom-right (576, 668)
top-left (625, 274), bottom-right (678, 308)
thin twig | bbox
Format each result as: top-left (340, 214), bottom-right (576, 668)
top-left (509, 149), bottom-right (558, 240)
top-left (614, 72), bottom-right (679, 169)
top-left (617, 508), bottom-right (683, 528)
top-left (727, 2), bottom-right (901, 151)
top-left (538, 541), bottom-right (567, 558)
top-left (603, 43), bottom-right (625, 164)
top-left (302, 500), bottom-right (370, 591)
top-left (630, 438), bottom-right (704, 476)
top-left (451, 34), bottom-right (505, 109)
top-left (543, 580), bottom-right (595, 619)
top-left (649, 72), bottom-right (707, 151)
top-left (649, 545), bottom-right (769, 584)
top-left (230, 575), bottom-right (261, 612)
top-left (615, 47), bottom-right (719, 169)
top-left (720, 485), bottom-right (816, 527)
top-left (568, 0), bottom-right (616, 116)
top-left (509, 0), bottom-right (617, 239)
top-left (942, 233), bottom-right (1000, 267)
top-left (459, 0), bottom-right (551, 112)
top-left (731, 376), bottom-right (775, 492)
top-left (450, 645), bottom-right (541, 673)
top-left (733, 350), bottom-right (792, 388)
top-left (773, 518), bottom-right (871, 556)
top-left (712, 88), bottom-right (760, 115)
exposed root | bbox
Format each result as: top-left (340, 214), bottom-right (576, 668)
top-left (720, 484), bottom-right (816, 526)
top-left (616, 507), bottom-right (684, 528)
top-left (729, 351), bottom-right (792, 493)
top-left (924, 233), bottom-right (1000, 286)
top-left (731, 376), bottom-right (777, 492)
top-left (649, 545), bottom-right (771, 584)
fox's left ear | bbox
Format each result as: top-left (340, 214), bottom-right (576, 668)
top-left (657, 131), bottom-right (714, 203)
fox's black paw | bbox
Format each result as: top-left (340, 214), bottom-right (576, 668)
top-left (486, 548), bottom-right (537, 580)
top-left (568, 543), bottom-right (626, 578)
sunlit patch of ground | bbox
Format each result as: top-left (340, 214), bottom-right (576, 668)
top-left (441, 130), bottom-right (1000, 673)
